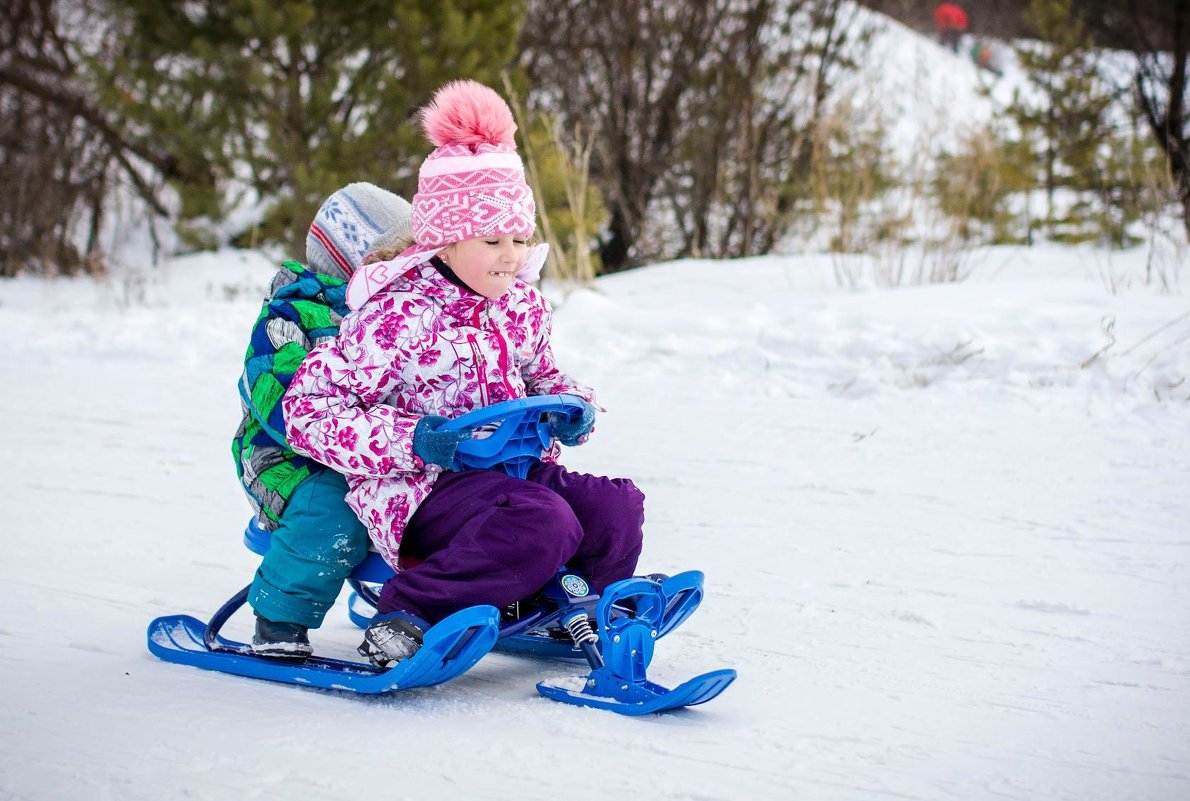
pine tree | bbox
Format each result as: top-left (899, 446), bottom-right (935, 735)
top-left (1006, 0), bottom-right (1118, 241)
top-left (104, 0), bottom-right (525, 254)
top-left (1090, 119), bottom-right (1170, 248)
top-left (933, 127), bottom-right (1025, 246)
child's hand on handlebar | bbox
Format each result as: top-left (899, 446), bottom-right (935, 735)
top-left (547, 400), bottom-right (596, 447)
top-left (412, 416), bottom-right (473, 469)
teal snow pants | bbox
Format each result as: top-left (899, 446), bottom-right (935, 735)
top-left (248, 469), bottom-right (369, 628)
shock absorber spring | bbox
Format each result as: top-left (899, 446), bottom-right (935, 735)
top-left (563, 613), bottom-right (599, 646)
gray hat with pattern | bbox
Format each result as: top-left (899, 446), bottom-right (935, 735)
top-left (305, 182), bottom-right (413, 280)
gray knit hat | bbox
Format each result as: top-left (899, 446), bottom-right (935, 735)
top-left (306, 182), bottom-right (413, 280)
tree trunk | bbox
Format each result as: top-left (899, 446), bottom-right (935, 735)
top-left (599, 207), bottom-right (634, 273)
top-left (1116, 0), bottom-right (1190, 241)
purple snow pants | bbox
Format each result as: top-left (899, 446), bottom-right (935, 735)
top-left (376, 463), bottom-right (645, 623)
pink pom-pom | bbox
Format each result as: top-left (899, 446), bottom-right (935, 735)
top-left (420, 80), bottom-right (518, 148)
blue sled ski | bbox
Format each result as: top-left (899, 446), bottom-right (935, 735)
top-left (537, 668), bottom-right (737, 715)
top-left (147, 604), bottom-right (499, 693)
top-left (533, 576), bottom-right (736, 715)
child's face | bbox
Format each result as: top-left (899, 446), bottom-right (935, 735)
top-left (440, 235), bottom-right (529, 298)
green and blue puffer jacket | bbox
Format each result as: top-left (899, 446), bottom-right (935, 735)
top-left (232, 260), bottom-right (351, 529)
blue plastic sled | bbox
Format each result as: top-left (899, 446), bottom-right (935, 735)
top-left (147, 396), bottom-right (735, 713)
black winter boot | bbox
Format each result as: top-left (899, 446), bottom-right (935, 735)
top-left (358, 611), bottom-right (428, 667)
top-left (252, 613), bottom-right (313, 658)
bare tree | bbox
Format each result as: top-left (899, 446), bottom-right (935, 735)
top-left (1133, 3), bottom-right (1190, 238)
top-left (2, 0), bottom-right (111, 275)
top-left (520, 0), bottom-right (859, 270)
top-left (0, 0), bottom-right (205, 275)
top-left (521, 1), bottom-right (728, 270)
top-left (677, 0), bottom-right (863, 259)
top-left (1081, 0), bottom-right (1190, 239)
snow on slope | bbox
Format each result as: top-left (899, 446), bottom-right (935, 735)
top-left (1, 242), bottom-right (1188, 801)
top-left (843, 3), bottom-right (1009, 159)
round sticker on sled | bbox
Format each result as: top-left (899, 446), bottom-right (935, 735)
top-left (561, 574), bottom-right (589, 597)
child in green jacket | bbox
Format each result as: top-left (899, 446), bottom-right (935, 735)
top-left (232, 182), bottom-right (412, 656)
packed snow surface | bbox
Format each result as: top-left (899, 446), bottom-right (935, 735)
top-left (2, 241), bottom-right (1188, 800)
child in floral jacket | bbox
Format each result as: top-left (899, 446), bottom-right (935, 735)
top-left (234, 182), bottom-right (412, 656)
top-left (282, 81), bottom-right (644, 667)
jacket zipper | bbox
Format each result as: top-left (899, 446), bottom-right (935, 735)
top-left (466, 333), bottom-right (489, 407)
top-left (492, 326), bottom-right (517, 399)
top-left (468, 301), bottom-right (519, 405)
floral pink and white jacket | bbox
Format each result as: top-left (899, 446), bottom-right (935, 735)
top-left (281, 259), bottom-right (594, 569)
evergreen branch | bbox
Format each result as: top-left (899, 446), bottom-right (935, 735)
top-left (335, 51), bottom-right (383, 122)
top-left (0, 61), bottom-right (180, 183)
top-left (108, 145), bottom-right (170, 216)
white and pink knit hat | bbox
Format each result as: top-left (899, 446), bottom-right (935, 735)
top-left (347, 80), bottom-right (548, 309)
top-left (413, 80), bottom-right (536, 245)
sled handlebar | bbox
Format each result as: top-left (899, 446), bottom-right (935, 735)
top-left (438, 394), bottom-right (588, 479)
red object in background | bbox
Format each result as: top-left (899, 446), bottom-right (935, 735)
top-left (934, 2), bottom-right (969, 32)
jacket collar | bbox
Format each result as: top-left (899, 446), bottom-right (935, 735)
top-left (412, 261), bottom-right (494, 324)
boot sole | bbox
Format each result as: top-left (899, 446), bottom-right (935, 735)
top-left (251, 643), bottom-right (314, 659)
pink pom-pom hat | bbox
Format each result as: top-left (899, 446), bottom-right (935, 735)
top-left (420, 79), bottom-right (518, 149)
top-left (346, 80), bottom-right (545, 309)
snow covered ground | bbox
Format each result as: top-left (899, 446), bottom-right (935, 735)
top-left (1, 241), bottom-right (1188, 800)
top-left (2, 8), bottom-right (1187, 798)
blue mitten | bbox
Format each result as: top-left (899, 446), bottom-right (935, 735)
top-left (547, 400), bottom-right (596, 446)
top-left (412, 416), bottom-right (472, 469)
